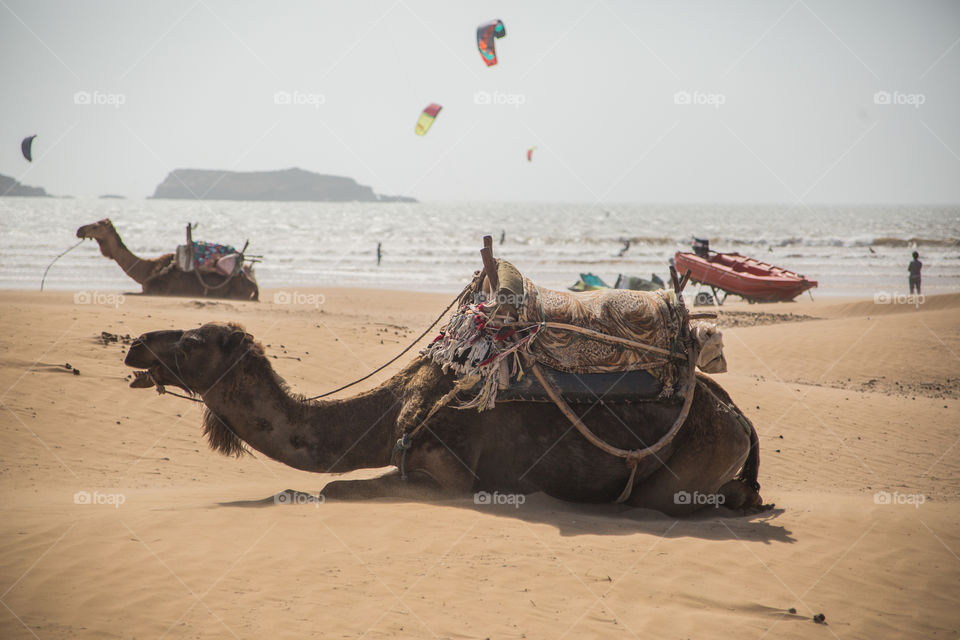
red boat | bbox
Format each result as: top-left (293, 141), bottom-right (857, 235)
top-left (674, 240), bottom-right (817, 303)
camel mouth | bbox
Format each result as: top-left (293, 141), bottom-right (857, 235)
top-left (127, 365), bottom-right (194, 395)
top-left (130, 369), bottom-right (157, 389)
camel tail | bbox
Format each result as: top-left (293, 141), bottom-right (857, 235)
top-left (736, 413), bottom-right (760, 492)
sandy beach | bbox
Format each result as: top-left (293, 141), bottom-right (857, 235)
top-left (1, 287), bottom-right (958, 639)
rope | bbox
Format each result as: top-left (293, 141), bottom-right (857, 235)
top-left (158, 386), bottom-right (203, 403)
top-left (40, 240), bottom-right (84, 291)
top-left (534, 322), bottom-right (684, 359)
top-left (530, 346), bottom-right (699, 504)
top-left (303, 281), bottom-right (473, 401)
top-left (193, 265), bottom-right (242, 292)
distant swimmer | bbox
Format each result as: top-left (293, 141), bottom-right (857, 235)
top-left (908, 251), bottom-right (922, 294)
top-left (618, 239), bottom-right (631, 257)
top-left (377, 242), bottom-right (383, 266)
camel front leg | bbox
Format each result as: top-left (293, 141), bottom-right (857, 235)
top-left (320, 469), bottom-right (450, 501)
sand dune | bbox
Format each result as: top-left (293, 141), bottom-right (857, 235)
top-left (1, 289), bottom-right (958, 638)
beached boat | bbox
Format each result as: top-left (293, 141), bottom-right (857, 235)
top-left (674, 239), bottom-right (817, 303)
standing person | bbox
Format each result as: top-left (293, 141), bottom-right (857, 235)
top-left (908, 251), bottom-right (922, 294)
top-left (377, 242), bottom-right (383, 266)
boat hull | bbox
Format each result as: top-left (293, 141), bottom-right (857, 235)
top-left (674, 252), bottom-right (817, 302)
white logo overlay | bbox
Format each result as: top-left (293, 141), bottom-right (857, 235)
top-left (474, 491), bottom-right (526, 508)
top-left (673, 490), bottom-right (725, 507)
top-left (272, 291), bottom-right (326, 308)
top-left (873, 90), bottom-right (925, 109)
top-left (73, 490), bottom-right (126, 508)
top-left (274, 491), bottom-right (325, 507)
top-left (673, 90), bottom-right (726, 109)
top-left (473, 90), bottom-right (527, 108)
top-left (74, 291), bottom-right (125, 308)
top-left (274, 90), bottom-right (326, 108)
top-left (873, 292), bottom-right (924, 306)
top-left (874, 491), bottom-right (925, 508)
top-left (73, 90), bottom-right (126, 108)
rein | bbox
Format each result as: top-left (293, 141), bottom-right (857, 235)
top-left (302, 281), bottom-right (472, 401)
top-left (40, 239), bottom-right (84, 291)
top-left (148, 349), bottom-right (203, 403)
top-left (148, 282), bottom-right (471, 405)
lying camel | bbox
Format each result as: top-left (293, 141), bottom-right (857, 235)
top-left (124, 322), bottom-right (763, 515)
top-left (76, 219), bottom-right (258, 301)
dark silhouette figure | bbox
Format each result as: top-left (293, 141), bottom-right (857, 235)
top-left (500, 230), bottom-right (505, 245)
top-left (908, 251), bottom-right (922, 294)
top-left (618, 239), bottom-right (631, 257)
top-left (377, 242), bottom-right (383, 266)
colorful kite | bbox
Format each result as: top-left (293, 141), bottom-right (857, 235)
top-left (476, 19), bottom-right (506, 67)
top-left (526, 147), bottom-right (536, 162)
top-left (415, 103), bottom-right (443, 136)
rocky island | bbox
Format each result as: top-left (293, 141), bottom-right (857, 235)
top-left (151, 167), bottom-right (416, 203)
top-left (0, 173), bottom-right (50, 197)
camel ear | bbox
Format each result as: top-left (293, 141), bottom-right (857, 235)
top-left (222, 330), bottom-right (246, 352)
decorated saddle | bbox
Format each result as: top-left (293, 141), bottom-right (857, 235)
top-left (174, 223), bottom-right (250, 278)
top-left (423, 259), bottom-right (726, 410)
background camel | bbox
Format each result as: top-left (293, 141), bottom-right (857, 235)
top-left (76, 219), bottom-right (259, 301)
top-left (124, 322), bottom-right (763, 516)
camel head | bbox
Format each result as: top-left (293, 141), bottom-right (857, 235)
top-left (76, 218), bottom-right (120, 258)
top-left (125, 322), bottom-right (260, 396)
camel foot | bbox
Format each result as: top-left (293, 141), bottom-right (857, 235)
top-left (718, 478), bottom-right (764, 511)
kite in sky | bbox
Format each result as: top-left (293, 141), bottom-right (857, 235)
top-left (21, 135), bottom-right (37, 162)
top-left (476, 19), bottom-right (506, 67)
top-left (415, 103), bottom-right (443, 136)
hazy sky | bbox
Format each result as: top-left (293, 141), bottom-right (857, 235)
top-left (1, 0), bottom-right (958, 203)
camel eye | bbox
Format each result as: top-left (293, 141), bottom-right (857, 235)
top-left (179, 336), bottom-right (203, 353)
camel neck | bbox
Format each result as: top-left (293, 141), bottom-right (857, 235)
top-left (102, 232), bottom-right (155, 284)
top-left (200, 359), bottom-right (401, 473)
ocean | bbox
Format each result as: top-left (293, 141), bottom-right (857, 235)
top-left (1, 198), bottom-right (958, 298)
